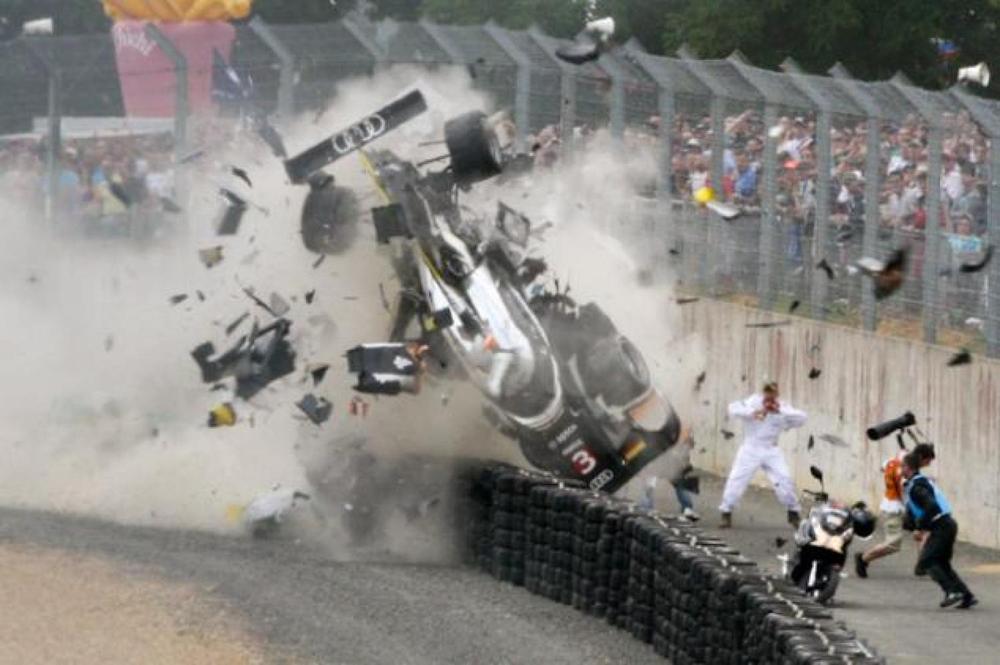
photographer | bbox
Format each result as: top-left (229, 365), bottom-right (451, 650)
top-left (855, 443), bottom-right (936, 579)
top-left (901, 452), bottom-right (977, 609)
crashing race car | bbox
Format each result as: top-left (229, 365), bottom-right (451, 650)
top-left (287, 90), bottom-right (682, 493)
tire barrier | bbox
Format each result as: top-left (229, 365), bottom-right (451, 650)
top-left (464, 463), bottom-right (885, 665)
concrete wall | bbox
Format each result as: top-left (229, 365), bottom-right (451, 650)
top-left (678, 299), bottom-right (1000, 549)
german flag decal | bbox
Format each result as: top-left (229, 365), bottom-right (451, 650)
top-left (622, 438), bottom-right (647, 463)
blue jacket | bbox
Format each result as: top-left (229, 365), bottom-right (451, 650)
top-left (904, 473), bottom-right (952, 530)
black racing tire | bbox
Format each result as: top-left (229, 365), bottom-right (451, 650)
top-left (300, 179), bottom-right (360, 254)
top-left (813, 569), bottom-right (840, 605)
top-left (444, 111), bottom-right (504, 185)
top-left (580, 335), bottom-right (651, 409)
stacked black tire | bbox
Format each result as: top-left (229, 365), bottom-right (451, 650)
top-left (465, 463), bottom-right (884, 665)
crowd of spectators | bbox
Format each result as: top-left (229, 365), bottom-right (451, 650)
top-left (0, 131), bottom-right (178, 234)
top-left (525, 105), bottom-right (991, 322)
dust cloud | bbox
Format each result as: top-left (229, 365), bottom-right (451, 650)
top-left (0, 64), bottom-right (704, 556)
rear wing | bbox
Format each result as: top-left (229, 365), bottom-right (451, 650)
top-left (285, 90), bottom-right (428, 184)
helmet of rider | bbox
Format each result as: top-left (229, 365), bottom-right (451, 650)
top-left (850, 503), bottom-right (877, 539)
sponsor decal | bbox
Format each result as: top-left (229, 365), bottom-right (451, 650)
top-left (113, 25), bottom-right (156, 57)
top-left (589, 468), bottom-right (614, 490)
top-left (622, 438), bottom-right (647, 463)
top-left (330, 114), bottom-right (387, 155)
top-left (570, 448), bottom-right (597, 475)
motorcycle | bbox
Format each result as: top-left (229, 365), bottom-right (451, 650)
top-left (289, 90), bottom-right (682, 493)
top-left (783, 466), bottom-right (876, 605)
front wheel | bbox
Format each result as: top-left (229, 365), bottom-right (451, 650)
top-left (444, 111), bottom-right (503, 185)
top-left (813, 566), bottom-right (841, 605)
top-left (300, 177), bottom-right (360, 254)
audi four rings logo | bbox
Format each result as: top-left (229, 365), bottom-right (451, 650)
top-left (589, 469), bottom-right (614, 490)
top-left (330, 114), bottom-right (388, 154)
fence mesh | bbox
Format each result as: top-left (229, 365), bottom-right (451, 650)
top-left (3, 16), bottom-right (999, 356)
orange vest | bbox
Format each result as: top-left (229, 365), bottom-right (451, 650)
top-left (884, 457), bottom-right (904, 502)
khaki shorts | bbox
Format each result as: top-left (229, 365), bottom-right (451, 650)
top-left (881, 512), bottom-right (904, 552)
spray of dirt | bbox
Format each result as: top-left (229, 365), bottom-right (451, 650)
top-left (0, 64), bottom-right (705, 557)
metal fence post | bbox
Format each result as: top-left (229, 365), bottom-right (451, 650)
top-left (677, 51), bottom-right (727, 293)
top-left (144, 24), bottom-right (188, 158)
top-left (596, 51), bottom-right (626, 142)
top-left (988, 138), bottom-right (1000, 356)
top-left (831, 64), bottom-right (881, 330)
top-left (249, 16), bottom-right (296, 121)
top-left (757, 103), bottom-right (780, 308)
top-left (950, 86), bottom-right (1000, 356)
top-left (485, 21), bottom-right (531, 152)
top-left (22, 40), bottom-right (61, 227)
top-left (527, 27), bottom-right (576, 159)
top-left (782, 58), bottom-right (832, 320)
top-left (626, 46), bottom-right (676, 268)
top-left (892, 75), bottom-right (943, 344)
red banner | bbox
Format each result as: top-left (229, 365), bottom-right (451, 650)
top-left (112, 20), bottom-right (236, 117)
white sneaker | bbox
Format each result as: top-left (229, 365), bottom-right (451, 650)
top-left (682, 507), bottom-right (701, 522)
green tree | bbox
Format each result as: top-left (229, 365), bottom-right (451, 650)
top-left (659, 0), bottom-right (1000, 89)
top-left (421, 0), bottom-right (588, 38)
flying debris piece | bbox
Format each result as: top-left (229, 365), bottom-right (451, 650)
top-left (348, 396), bottom-right (370, 417)
top-left (947, 348), bottom-right (972, 367)
top-left (192, 319), bottom-right (296, 398)
top-left (231, 166), bottom-right (253, 188)
top-left (312, 253), bottom-right (327, 269)
top-left (177, 148), bottom-right (205, 164)
top-left (555, 17), bottom-right (615, 65)
top-left (225, 311), bottom-right (250, 336)
top-left (720, 429), bottom-right (735, 440)
top-left (774, 537), bottom-right (788, 549)
top-left (242, 287), bottom-right (277, 317)
top-left (218, 188), bottom-right (249, 236)
top-left (806, 434), bottom-right (816, 451)
top-left (310, 363), bottom-right (330, 386)
top-left (668, 247), bottom-right (681, 256)
top-left (234, 319), bottom-right (296, 399)
top-left (269, 293), bottom-right (291, 317)
top-left (694, 371), bottom-right (706, 391)
top-left (816, 258), bottom-right (835, 280)
top-left (959, 245), bottom-right (993, 273)
top-left (789, 300), bottom-right (801, 313)
top-left (160, 196), bottom-right (183, 213)
top-left (818, 433), bottom-right (849, 448)
top-left (856, 247), bottom-right (907, 300)
top-left (555, 42), bottom-right (602, 65)
top-left (241, 487), bottom-right (311, 536)
top-left (296, 394), bottom-right (333, 425)
top-left (808, 367), bottom-right (821, 379)
top-left (896, 432), bottom-right (907, 451)
top-left (705, 199), bottom-right (742, 220)
top-left (208, 402), bottom-right (236, 427)
top-left (676, 297), bottom-right (700, 305)
top-left (109, 181), bottom-right (132, 207)
top-left (196, 290), bottom-right (206, 302)
top-left (305, 289), bottom-right (316, 305)
top-left (104, 335), bottom-right (114, 352)
top-left (199, 246), bottom-right (224, 268)
top-left (745, 320), bottom-right (792, 328)
top-left (378, 283), bottom-right (390, 311)
top-left (169, 293), bottom-right (188, 305)
top-left (254, 115), bottom-right (287, 159)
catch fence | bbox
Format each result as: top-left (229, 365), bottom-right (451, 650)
top-left (2, 15), bottom-right (999, 355)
